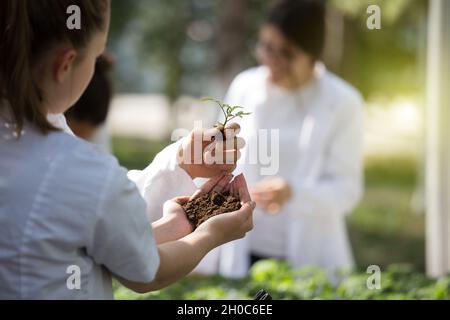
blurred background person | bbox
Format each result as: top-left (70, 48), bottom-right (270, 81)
top-left (65, 54), bottom-right (114, 153)
top-left (195, 0), bottom-right (365, 278)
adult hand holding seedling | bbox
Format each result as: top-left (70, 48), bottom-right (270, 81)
top-left (177, 98), bottom-right (250, 179)
top-left (177, 123), bottom-right (245, 179)
top-left (200, 97), bottom-right (251, 134)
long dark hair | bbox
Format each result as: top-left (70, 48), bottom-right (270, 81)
top-left (0, 0), bottom-right (109, 136)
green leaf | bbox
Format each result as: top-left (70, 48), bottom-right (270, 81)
top-left (201, 97), bottom-right (222, 105)
top-left (200, 97), bottom-right (251, 125)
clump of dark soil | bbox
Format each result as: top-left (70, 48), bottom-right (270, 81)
top-left (183, 191), bottom-right (241, 229)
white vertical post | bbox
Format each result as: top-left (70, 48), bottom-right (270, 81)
top-left (425, 0), bottom-right (450, 277)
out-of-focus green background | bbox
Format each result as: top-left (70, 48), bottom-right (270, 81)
top-left (104, 0), bottom-right (437, 299)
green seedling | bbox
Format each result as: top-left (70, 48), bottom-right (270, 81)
top-left (201, 97), bottom-right (251, 135)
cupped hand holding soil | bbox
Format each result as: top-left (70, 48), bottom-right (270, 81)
top-left (182, 173), bottom-right (253, 230)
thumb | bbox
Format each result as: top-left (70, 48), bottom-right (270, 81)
top-left (173, 196), bottom-right (191, 205)
top-left (246, 201), bottom-right (257, 210)
top-left (238, 201), bottom-right (256, 217)
top-left (239, 201), bottom-right (255, 229)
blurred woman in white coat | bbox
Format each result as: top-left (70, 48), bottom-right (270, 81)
top-left (194, 0), bottom-right (365, 278)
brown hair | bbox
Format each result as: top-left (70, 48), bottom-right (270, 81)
top-left (0, 0), bottom-right (109, 136)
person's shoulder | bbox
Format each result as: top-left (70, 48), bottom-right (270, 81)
top-left (226, 67), bottom-right (268, 105)
top-left (49, 130), bottom-right (116, 166)
top-left (231, 66), bottom-right (267, 87)
top-left (48, 131), bottom-right (124, 189)
top-left (321, 70), bottom-right (364, 111)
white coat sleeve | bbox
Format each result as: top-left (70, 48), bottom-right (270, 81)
top-left (287, 95), bottom-right (365, 218)
top-left (87, 165), bottom-right (160, 283)
top-left (127, 139), bottom-right (197, 222)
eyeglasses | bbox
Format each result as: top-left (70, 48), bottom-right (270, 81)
top-left (255, 41), bottom-right (297, 62)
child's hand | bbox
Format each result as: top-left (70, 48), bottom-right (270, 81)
top-left (196, 201), bottom-right (255, 247)
top-left (177, 123), bottom-right (246, 179)
top-left (195, 174), bottom-right (255, 246)
top-left (155, 173), bottom-right (254, 245)
top-left (161, 197), bottom-right (193, 239)
top-left (154, 173), bottom-right (241, 244)
top-left (152, 197), bottom-right (192, 245)
top-left (127, 174), bottom-right (255, 293)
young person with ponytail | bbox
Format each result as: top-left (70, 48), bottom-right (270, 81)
top-left (0, 0), bottom-right (254, 299)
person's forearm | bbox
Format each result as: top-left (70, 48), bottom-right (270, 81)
top-left (151, 216), bottom-right (176, 245)
top-left (118, 230), bottom-right (220, 293)
top-left (151, 230), bottom-right (219, 290)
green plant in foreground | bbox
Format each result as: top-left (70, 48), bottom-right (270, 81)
top-left (201, 97), bottom-right (251, 131)
top-left (114, 260), bottom-right (450, 300)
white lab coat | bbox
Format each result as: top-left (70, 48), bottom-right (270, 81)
top-left (127, 143), bottom-right (197, 223)
top-left (194, 63), bottom-right (365, 277)
top-left (0, 110), bottom-right (161, 299)
top-left (47, 113), bottom-right (197, 223)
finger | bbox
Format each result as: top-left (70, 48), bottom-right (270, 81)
top-left (224, 122), bottom-right (241, 137)
top-left (204, 163), bottom-right (237, 174)
top-left (250, 187), bottom-right (271, 194)
top-left (238, 201), bottom-right (256, 222)
top-left (242, 208), bottom-right (254, 231)
top-left (174, 196), bottom-right (191, 205)
top-left (249, 193), bottom-right (261, 202)
top-left (192, 173), bottom-right (234, 200)
top-left (250, 183), bottom-right (272, 192)
top-left (224, 149), bottom-right (241, 165)
top-left (216, 137), bottom-right (245, 152)
top-left (267, 203), bottom-right (282, 215)
top-left (209, 148), bottom-right (241, 166)
top-left (212, 174), bottom-right (234, 193)
top-left (250, 194), bottom-right (268, 204)
top-left (235, 137), bottom-right (246, 150)
top-left (203, 127), bottom-right (222, 142)
top-left (223, 182), bottom-right (231, 194)
top-left (204, 146), bottom-right (218, 165)
top-left (191, 173), bottom-right (226, 200)
top-left (251, 190), bottom-right (276, 201)
top-left (254, 199), bottom-right (272, 210)
top-left (233, 174), bottom-right (252, 203)
top-left (189, 128), bottom-right (203, 142)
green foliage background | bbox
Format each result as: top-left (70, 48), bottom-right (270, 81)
top-left (108, 0), bottom-right (427, 100)
top-left (114, 260), bottom-right (450, 300)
